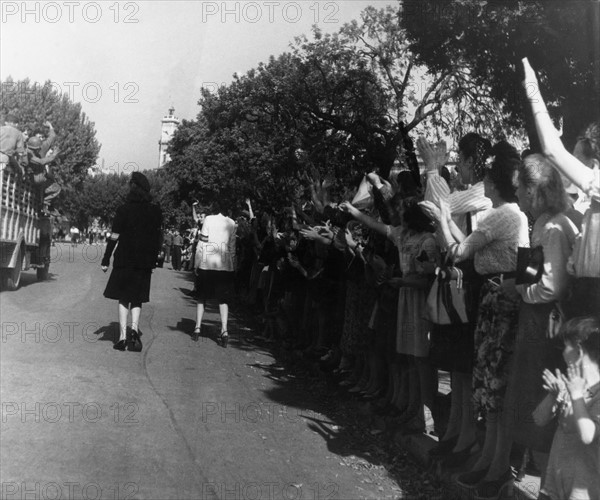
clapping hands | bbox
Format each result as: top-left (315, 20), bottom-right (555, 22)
top-left (542, 368), bottom-right (566, 399)
top-left (562, 363), bottom-right (587, 400)
top-left (417, 137), bottom-right (448, 172)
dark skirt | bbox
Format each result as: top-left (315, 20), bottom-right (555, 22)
top-left (429, 322), bottom-right (475, 373)
top-left (104, 267), bottom-right (152, 304)
top-left (194, 269), bottom-right (234, 303)
top-left (502, 302), bottom-right (562, 452)
top-left (429, 261), bottom-right (483, 374)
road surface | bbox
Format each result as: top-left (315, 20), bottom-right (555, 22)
top-left (1, 243), bottom-right (421, 500)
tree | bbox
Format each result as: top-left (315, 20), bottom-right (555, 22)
top-left (167, 4), bottom-right (522, 215)
top-left (400, 0), bottom-right (600, 149)
top-left (1, 77), bottom-right (101, 217)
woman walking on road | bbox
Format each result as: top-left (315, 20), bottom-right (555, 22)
top-left (101, 172), bottom-right (163, 351)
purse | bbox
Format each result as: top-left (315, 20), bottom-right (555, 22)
top-left (426, 266), bottom-right (470, 325)
top-left (516, 246), bottom-right (544, 285)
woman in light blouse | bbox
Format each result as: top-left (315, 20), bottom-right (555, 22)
top-left (436, 143), bottom-right (529, 499)
top-left (522, 57), bottom-right (599, 318)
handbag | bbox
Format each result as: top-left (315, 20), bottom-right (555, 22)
top-left (426, 266), bottom-right (470, 325)
top-left (516, 246), bottom-right (544, 285)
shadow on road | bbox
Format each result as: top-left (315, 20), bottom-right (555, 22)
top-left (213, 300), bottom-right (438, 498)
top-left (170, 272), bottom-right (432, 496)
top-left (91, 322), bottom-right (120, 342)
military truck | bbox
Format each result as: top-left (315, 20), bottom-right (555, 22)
top-left (0, 168), bottom-right (51, 290)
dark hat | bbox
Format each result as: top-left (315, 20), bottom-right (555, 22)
top-left (130, 171), bottom-right (151, 193)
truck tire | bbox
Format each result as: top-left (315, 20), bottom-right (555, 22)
top-left (6, 246), bottom-right (24, 291)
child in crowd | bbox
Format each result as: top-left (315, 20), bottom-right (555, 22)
top-left (533, 316), bottom-right (600, 500)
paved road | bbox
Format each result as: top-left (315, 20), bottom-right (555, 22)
top-left (1, 243), bottom-right (404, 500)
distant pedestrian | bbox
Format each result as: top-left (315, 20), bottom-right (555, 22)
top-left (70, 227), bottom-right (80, 246)
top-left (101, 172), bottom-right (163, 352)
top-left (163, 230), bottom-right (173, 263)
top-left (172, 230), bottom-right (183, 270)
top-left (192, 207), bottom-right (237, 347)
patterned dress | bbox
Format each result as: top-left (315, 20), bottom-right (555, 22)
top-left (447, 203), bottom-right (529, 413)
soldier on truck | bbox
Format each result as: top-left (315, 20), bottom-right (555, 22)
top-left (0, 113), bottom-right (26, 175)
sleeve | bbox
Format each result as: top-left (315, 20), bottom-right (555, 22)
top-left (425, 172), bottom-right (491, 215)
top-left (15, 131), bottom-right (25, 155)
top-left (448, 230), bottom-right (488, 261)
top-left (476, 206), bottom-right (523, 243)
top-left (155, 207), bottom-right (163, 256)
top-left (373, 184), bottom-right (394, 225)
top-left (111, 206), bottom-right (127, 234)
top-left (229, 221), bottom-right (237, 254)
top-left (425, 170), bottom-right (451, 205)
top-left (101, 239), bottom-right (117, 267)
top-left (199, 217), bottom-right (209, 242)
top-left (518, 224), bottom-right (573, 304)
top-left (40, 128), bottom-right (56, 157)
top-left (448, 183), bottom-right (492, 215)
top-left (229, 222), bottom-right (238, 268)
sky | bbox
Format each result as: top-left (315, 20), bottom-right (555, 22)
top-left (1, 0), bottom-right (396, 173)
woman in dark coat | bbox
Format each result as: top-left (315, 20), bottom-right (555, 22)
top-left (101, 172), bottom-right (163, 351)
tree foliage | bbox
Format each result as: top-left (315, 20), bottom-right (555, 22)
top-left (400, 0), bottom-right (600, 148)
top-left (1, 77), bottom-right (101, 218)
top-left (166, 5), bottom-right (517, 218)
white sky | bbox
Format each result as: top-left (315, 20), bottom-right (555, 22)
top-left (1, 0), bottom-right (396, 172)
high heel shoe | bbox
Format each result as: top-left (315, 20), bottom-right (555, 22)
top-left (219, 331), bottom-right (228, 348)
top-left (473, 469), bottom-right (514, 500)
top-left (113, 339), bottom-right (127, 351)
top-left (128, 329), bottom-right (143, 352)
top-left (192, 326), bottom-right (201, 342)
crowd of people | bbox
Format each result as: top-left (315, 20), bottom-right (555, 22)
top-left (0, 113), bottom-right (62, 214)
top-left (53, 58), bottom-right (600, 500)
top-left (154, 59), bottom-right (597, 500)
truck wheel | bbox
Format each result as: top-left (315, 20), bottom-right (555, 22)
top-left (37, 263), bottom-right (49, 281)
top-left (6, 247), bottom-right (24, 291)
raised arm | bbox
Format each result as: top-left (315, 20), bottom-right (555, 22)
top-left (439, 201), bottom-right (486, 262)
top-left (192, 202), bottom-right (202, 224)
top-left (245, 198), bottom-right (255, 220)
top-left (522, 58), bottom-right (597, 194)
top-left (40, 122), bottom-right (56, 157)
top-left (339, 201), bottom-right (388, 237)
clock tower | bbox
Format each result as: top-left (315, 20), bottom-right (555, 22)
top-left (158, 106), bottom-right (180, 167)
